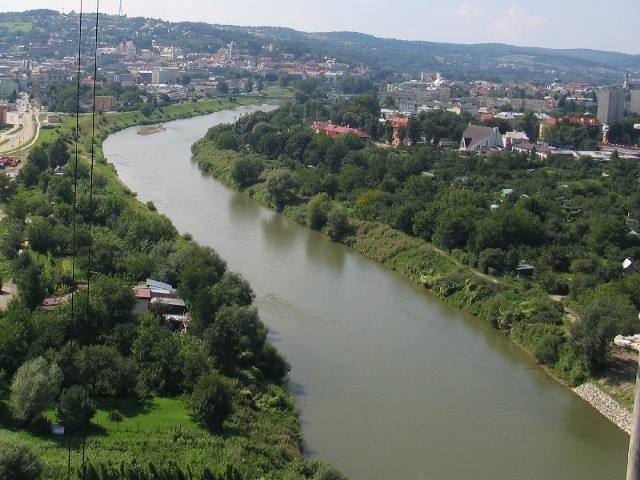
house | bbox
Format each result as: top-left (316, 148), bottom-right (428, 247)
top-left (502, 131), bottom-right (529, 148)
top-left (511, 143), bottom-right (552, 159)
top-left (313, 121), bottom-right (369, 140)
top-left (133, 279), bottom-right (190, 332)
top-left (40, 293), bottom-right (73, 311)
top-left (623, 257), bottom-right (637, 274)
top-left (390, 117), bottom-right (409, 147)
top-left (459, 125), bottom-right (502, 152)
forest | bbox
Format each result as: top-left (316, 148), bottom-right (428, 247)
top-left (0, 101), bottom-right (344, 479)
top-left (192, 89), bottom-right (640, 388)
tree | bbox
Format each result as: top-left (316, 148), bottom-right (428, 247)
top-left (16, 263), bottom-right (47, 311)
top-left (177, 244), bottom-right (227, 304)
top-left (215, 131), bottom-right (240, 151)
top-left (10, 357), bottom-right (62, 426)
top-left (232, 156), bottom-right (264, 188)
top-left (56, 385), bottom-right (96, 433)
top-left (570, 291), bottom-right (639, 373)
top-left (0, 301), bottom-right (33, 375)
top-left (324, 206), bottom-right (350, 242)
top-left (307, 193), bottom-right (331, 230)
top-left (517, 110), bottom-right (540, 142)
top-left (0, 436), bottom-right (43, 480)
top-left (189, 370), bottom-right (233, 433)
top-left (132, 316), bottom-right (183, 395)
top-left (265, 170), bottom-right (299, 211)
top-left (216, 81), bottom-right (229, 94)
top-left (90, 276), bottom-right (136, 335)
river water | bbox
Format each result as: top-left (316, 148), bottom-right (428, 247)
top-left (103, 105), bottom-right (628, 479)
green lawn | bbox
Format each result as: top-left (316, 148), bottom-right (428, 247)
top-left (0, 395), bottom-right (226, 478)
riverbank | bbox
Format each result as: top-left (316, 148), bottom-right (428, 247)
top-left (573, 383), bottom-right (632, 433)
top-left (105, 109), bottom-right (629, 479)
top-left (0, 99), bottom-right (347, 478)
top-left (191, 137), bottom-right (636, 434)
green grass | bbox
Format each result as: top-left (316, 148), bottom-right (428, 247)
top-left (93, 396), bottom-right (199, 433)
top-left (1, 21), bottom-right (32, 33)
top-left (0, 395), bottom-right (227, 478)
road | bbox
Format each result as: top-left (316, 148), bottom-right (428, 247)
top-left (0, 93), bottom-right (42, 157)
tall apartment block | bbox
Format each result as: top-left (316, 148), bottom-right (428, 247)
top-left (597, 89), bottom-right (626, 124)
top-left (630, 90), bottom-right (640, 115)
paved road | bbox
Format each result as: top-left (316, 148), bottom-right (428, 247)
top-left (0, 94), bottom-right (41, 156)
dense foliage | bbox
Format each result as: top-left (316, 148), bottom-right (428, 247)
top-left (0, 102), bottom-right (340, 478)
top-left (193, 95), bottom-right (640, 385)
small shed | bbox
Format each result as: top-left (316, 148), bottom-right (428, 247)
top-left (623, 257), bottom-right (637, 274)
top-left (516, 263), bottom-right (535, 278)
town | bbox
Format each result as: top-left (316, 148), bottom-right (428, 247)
top-left (1, 9), bottom-right (640, 162)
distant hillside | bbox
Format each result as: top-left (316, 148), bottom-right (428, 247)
top-left (1, 10), bottom-right (637, 84)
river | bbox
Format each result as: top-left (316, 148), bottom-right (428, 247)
top-left (103, 105), bottom-right (628, 479)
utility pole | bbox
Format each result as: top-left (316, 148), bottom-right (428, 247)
top-left (614, 333), bottom-right (640, 480)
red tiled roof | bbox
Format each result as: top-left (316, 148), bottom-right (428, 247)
top-left (313, 121), bottom-right (369, 139)
top-left (133, 286), bottom-right (152, 300)
top-left (390, 117), bottom-right (409, 128)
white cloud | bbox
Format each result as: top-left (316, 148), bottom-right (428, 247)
top-left (444, 2), bottom-right (486, 19)
top-left (490, 5), bottom-right (548, 41)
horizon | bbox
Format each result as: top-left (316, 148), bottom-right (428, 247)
top-left (6, 1), bottom-right (640, 56)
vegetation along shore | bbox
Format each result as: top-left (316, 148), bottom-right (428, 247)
top-left (190, 91), bottom-right (640, 430)
top-left (0, 96), bottom-right (345, 478)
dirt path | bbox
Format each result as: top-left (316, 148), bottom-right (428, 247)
top-left (0, 281), bottom-right (17, 310)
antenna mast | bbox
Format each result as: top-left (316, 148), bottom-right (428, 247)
top-left (118, 0), bottom-right (123, 16)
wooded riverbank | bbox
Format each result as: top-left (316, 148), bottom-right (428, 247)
top-left (190, 110), bottom-right (636, 430)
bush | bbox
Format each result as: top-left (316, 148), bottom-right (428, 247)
top-left (189, 371), bottom-right (233, 433)
top-left (107, 410), bottom-right (123, 422)
top-left (511, 323), bottom-right (565, 365)
top-left (28, 414), bottom-right (52, 435)
top-left (0, 436), bottom-right (43, 479)
top-left (324, 206), bottom-right (350, 241)
top-left (10, 357), bottom-right (62, 426)
top-left (56, 385), bottom-right (97, 433)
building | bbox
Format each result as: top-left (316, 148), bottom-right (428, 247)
top-left (313, 121), bottom-right (369, 140)
top-left (597, 89), bottom-right (626, 124)
top-left (459, 125), bottom-right (502, 152)
top-left (630, 90), bottom-right (640, 115)
top-left (502, 131), bottom-right (529, 148)
top-left (151, 68), bottom-right (183, 85)
top-left (94, 95), bottom-right (116, 112)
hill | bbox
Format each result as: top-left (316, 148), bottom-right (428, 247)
top-left (0, 9), bottom-right (638, 84)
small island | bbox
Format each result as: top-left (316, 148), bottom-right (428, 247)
top-left (137, 124), bottom-right (166, 135)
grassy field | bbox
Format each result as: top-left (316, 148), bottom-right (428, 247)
top-left (1, 21), bottom-right (32, 33)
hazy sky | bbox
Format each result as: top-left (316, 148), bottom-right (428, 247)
top-left (9, 1), bottom-right (640, 55)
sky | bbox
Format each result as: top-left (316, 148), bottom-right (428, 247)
top-left (9, 1), bottom-right (640, 55)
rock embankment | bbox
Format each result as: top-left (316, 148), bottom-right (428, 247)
top-left (573, 383), bottom-right (632, 434)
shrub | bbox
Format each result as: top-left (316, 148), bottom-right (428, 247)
top-left (0, 436), bottom-right (43, 480)
top-left (107, 410), bottom-right (123, 422)
top-left (189, 371), bottom-right (233, 433)
top-left (10, 357), bottom-right (62, 426)
top-left (56, 385), bottom-right (97, 433)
